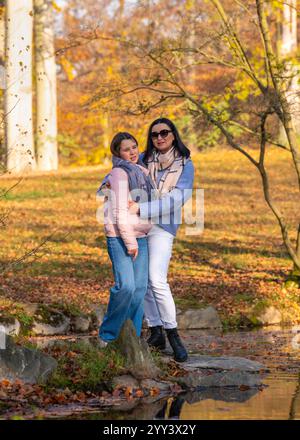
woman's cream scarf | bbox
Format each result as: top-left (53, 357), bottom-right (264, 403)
top-left (147, 146), bottom-right (188, 196)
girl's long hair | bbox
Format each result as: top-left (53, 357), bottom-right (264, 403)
top-left (143, 118), bottom-right (190, 164)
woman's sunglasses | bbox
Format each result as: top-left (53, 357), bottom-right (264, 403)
top-left (151, 129), bottom-right (172, 140)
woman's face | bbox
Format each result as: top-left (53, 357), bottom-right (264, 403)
top-left (119, 139), bottom-right (139, 163)
top-left (151, 123), bottom-right (175, 154)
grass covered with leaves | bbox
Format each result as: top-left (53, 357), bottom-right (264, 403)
top-left (0, 147), bottom-right (300, 326)
top-left (45, 341), bottom-right (125, 392)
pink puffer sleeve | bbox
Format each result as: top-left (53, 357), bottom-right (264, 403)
top-left (108, 167), bottom-right (138, 251)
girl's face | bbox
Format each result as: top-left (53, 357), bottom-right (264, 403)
top-left (151, 123), bottom-right (175, 154)
top-left (119, 139), bottom-right (139, 163)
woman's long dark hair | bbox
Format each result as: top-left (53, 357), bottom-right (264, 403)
top-left (143, 118), bottom-right (191, 164)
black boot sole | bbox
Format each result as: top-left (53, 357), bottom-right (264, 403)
top-left (148, 342), bottom-right (166, 350)
top-left (174, 353), bottom-right (188, 362)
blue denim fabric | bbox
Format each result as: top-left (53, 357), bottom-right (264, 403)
top-left (99, 236), bottom-right (149, 342)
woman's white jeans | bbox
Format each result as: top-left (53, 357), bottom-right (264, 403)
top-left (144, 225), bottom-right (177, 329)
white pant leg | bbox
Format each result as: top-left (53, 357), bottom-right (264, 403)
top-left (144, 225), bottom-right (177, 329)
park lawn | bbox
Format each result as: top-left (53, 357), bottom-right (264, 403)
top-left (0, 146), bottom-right (299, 327)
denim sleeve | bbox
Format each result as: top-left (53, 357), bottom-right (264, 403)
top-left (139, 160), bottom-right (195, 219)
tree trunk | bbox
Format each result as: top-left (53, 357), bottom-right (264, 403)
top-left (0, 4), bottom-right (5, 74)
top-left (278, 1), bottom-right (300, 279)
top-left (0, 4), bottom-right (5, 163)
top-left (278, 0), bottom-right (300, 142)
top-left (4, 0), bottom-right (36, 172)
top-left (281, 1), bottom-right (297, 54)
top-left (34, 0), bottom-right (58, 171)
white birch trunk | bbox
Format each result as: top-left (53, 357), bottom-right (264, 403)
top-left (281, 0), bottom-right (297, 54)
top-left (279, 0), bottom-right (300, 138)
top-left (0, 5), bottom-right (4, 62)
top-left (34, 0), bottom-right (58, 171)
top-left (0, 5), bottom-right (5, 152)
top-left (5, 0), bottom-right (36, 172)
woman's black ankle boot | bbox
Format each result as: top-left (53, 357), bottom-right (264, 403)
top-left (165, 328), bottom-right (188, 362)
top-left (147, 325), bottom-right (166, 350)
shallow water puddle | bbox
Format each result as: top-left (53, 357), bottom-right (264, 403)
top-left (40, 372), bottom-right (298, 420)
top-left (176, 373), bottom-right (299, 420)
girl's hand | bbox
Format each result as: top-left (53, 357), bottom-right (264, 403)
top-left (127, 247), bottom-right (138, 261)
top-left (128, 201), bottom-right (140, 215)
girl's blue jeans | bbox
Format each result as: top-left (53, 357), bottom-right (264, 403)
top-left (99, 236), bottom-right (149, 342)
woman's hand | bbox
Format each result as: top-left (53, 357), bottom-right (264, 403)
top-left (127, 247), bottom-right (138, 261)
top-left (128, 201), bottom-right (140, 215)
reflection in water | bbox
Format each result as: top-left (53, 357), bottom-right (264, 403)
top-left (61, 374), bottom-right (299, 420)
top-left (154, 388), bottom-right (262, 420)
top-left (156, 374), bottom-right (299, 420)
top-left (289, 374), bottom-right (300, 420)
top-left (183, 387), bottom-right (260, 404)
top-left (155, 398), bottom-right (185, 420)
top-left (153, 388), bottom-right (261, 420)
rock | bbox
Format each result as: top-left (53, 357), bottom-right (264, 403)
top-left (90, 305), bottom-right (106, 327)
top-left (95, 338), bottom-right (108, 349)
top-left (183, 355), bottom-right (266, 372)
top-left (0, 315), bottom-right (20, 336)
top-left (171, 354), bottom-right (267, 390)
top-left (30, 335), bottom-right (100, 350)
top-left (255, 306), bottom-right (282, 326)
top-left (176, 370), bottom-right (263, 389)
top-left (140, 379), bottom-right (171, 393)
top-left (0, 335), bottom-right (57, 384)
top-left (71, 316), bottom-right (91, 333)
top-left (124, 400), bottom-right (169, 419)
top-left (107, 394), bottom-right (170, 418)
top-left (177, 306), bottom-right (222, 330)
top-left (31, 305), bottom-right (70, 336)
top-left (28, 338), bottom-right (58, 350)
top-left (114, 320), bottom-right (161, 380)
top-left (107, 399), bottom-right (139, 412)
top-left (112, 375), bottom-right (140, 390)
top-left (32, 318), bottom-right (70, 336)
top-left (19, 303), bottom-right (39, 315)
top-left (16, 304), bottom-right (71, 336)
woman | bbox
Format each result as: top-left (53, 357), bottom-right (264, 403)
top-left (129, 118), bottom-right (194, 362)
top-left (98, 132), bottom-right (154, 344)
